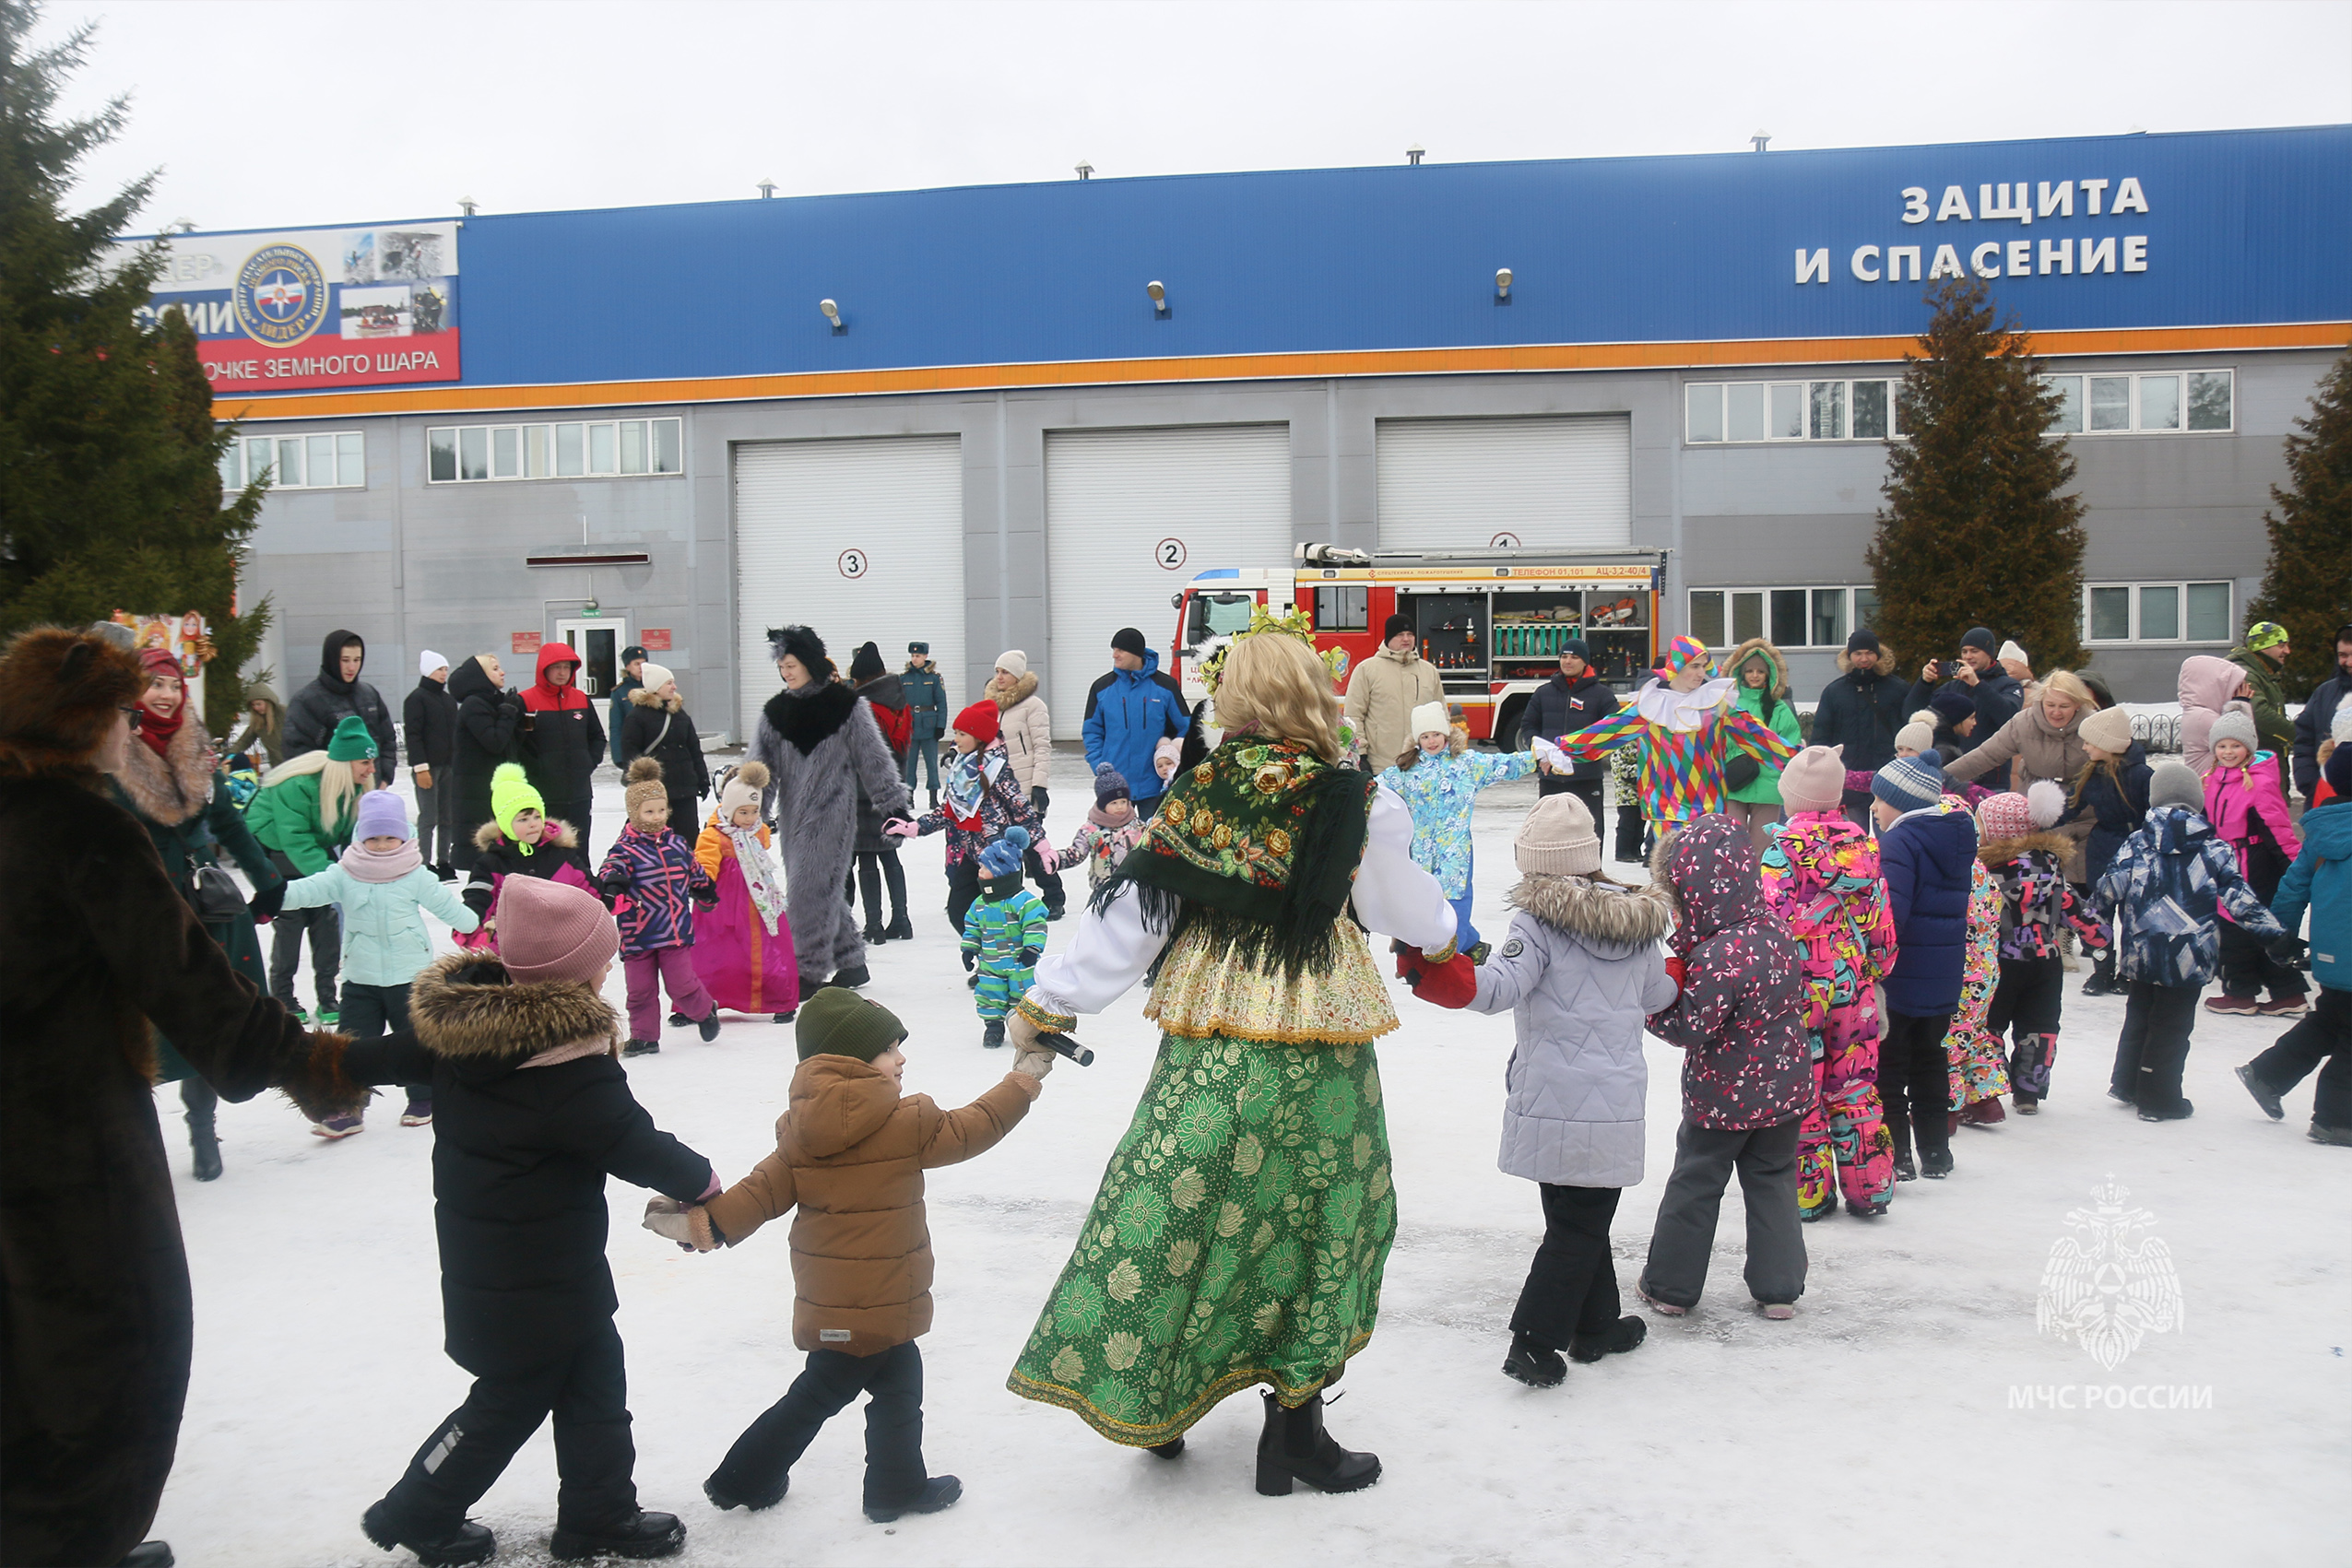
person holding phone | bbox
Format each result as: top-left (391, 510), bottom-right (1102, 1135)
top-left (1906, 628), bottom-right (2024, 740)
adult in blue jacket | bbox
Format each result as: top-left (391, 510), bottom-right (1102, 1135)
top-left (1081, 628), bottom-right (1188, 817)
top-left (2240, 745), bottom-right (2352, 1144)
top-left (1869, 755), bottom-right (1977, 1179)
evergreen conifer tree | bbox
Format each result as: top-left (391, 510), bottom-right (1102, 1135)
top-left (0, 0), bottom-right (270, 730)
top-left (1867, 279), bottom-right (2086, 677)
top-left (2244, 344), bottom-right (2352, 699)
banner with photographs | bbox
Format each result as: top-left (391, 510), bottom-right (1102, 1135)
top-left (120, 221), bottom-right (462, 393)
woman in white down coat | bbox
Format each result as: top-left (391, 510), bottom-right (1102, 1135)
top-left (989, 649), bottom-right (1066, 914)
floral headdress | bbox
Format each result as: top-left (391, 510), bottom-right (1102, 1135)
top-left (1196, 605), bottom-right (1347, 695)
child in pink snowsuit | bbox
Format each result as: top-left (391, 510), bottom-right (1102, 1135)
top-left (2202, 711), bottom-right (2307, 1014)
top-left (599, 759), bottom-right (720, 1055)
top-left (691, 761), bottom-right (800, 1025)
top-left (1758, 747), bottom-right (1897, 1220)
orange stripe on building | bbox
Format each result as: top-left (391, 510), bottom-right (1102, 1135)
top-left (216, 322), bottom-right (2352, 422)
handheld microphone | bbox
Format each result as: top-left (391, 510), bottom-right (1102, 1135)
top-left (1040, 1032), bottom-right (1095, 1067)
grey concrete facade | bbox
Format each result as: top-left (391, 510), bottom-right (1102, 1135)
top-left (237, 346), bottom-right (2327, 736)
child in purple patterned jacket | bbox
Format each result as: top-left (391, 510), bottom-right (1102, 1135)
top-left (600, 759), bottom-right (720, 1055)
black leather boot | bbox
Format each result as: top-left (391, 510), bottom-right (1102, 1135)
top-left (115, 1543), bottom-right (175, 1568)
top-left (550, 1509), bottom-right (686, 1561)
top-left (191, 1128), bottom-right (222, 1183)
top-left (361, 1501), bottom-right (495, 1566)
top-left (1254, 1389), bottom-right (1380, 1495)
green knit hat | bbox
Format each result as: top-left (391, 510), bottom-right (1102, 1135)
top-left (796, 987), bottom-right (906, 1063)
top-left (490, 762), bottom-right (545, 840)
top-left (325, 713), bottom-right (378, 761)
top-left (2245, 620), bottom-right (2289, 652)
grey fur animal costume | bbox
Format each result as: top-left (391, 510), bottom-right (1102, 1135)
top-left (751, 671), bottom-right (912, 987)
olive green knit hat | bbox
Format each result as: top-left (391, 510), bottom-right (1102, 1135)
top-left (796, 987), bottom-right (907, 1063)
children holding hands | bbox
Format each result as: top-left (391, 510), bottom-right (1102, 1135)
top-left (599, 758), bottom-right (721, 1056)
top-left (278, 789), bottom-right (479, 1134)
top-left (642, 989), bottom-right (1050, 1525)
top-left (1049, 763), bottom-right (1149, 887)
top-left (963, 827), bottom-right (1049, 1048)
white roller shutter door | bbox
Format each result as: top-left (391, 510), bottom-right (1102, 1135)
top-left (1376, 415), bottom-right (1632, 551)
top-left (733, 436), bottom-right (963, 740)
top-left (1043, 425), bottom-right (1291, 738)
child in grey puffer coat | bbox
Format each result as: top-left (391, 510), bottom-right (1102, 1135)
top-left (1412, 794), bottom-right (1678, 1391)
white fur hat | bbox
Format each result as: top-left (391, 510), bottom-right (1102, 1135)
top-left (1409, 701), bottom-right (1449, 739)
top-left (718, 760), bottom-right (770, 817)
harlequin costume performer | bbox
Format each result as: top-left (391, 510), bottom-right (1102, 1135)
top-left (1547, 635), bottom-right (1798, 840)
top-left (1002, 610), bottom-right (1457, 1495)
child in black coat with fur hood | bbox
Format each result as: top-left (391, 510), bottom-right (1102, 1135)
top-left (344, 874), bottom-right (718, 1567)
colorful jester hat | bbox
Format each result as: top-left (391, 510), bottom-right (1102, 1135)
top-left (1661, 634), bottom-right (1715, 678)
top-left (1195, 604), bottom-right (1348, 696)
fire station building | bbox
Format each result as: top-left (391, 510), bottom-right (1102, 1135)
top-left (150, 124), bottom-right (2350, 735)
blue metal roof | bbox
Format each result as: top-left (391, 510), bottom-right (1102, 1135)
top-left (174, 125), bottom-right (2352, 391)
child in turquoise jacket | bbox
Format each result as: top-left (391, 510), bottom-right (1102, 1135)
top-left (281, 790), bottom-right (479, 1133)
top-left (1380, 700), bottom-right (1540, 958)
top-left (962, 828), bottom-right (1048, 1050)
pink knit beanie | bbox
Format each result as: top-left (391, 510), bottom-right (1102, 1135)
top-left (1778, 744), bottom-right (1846, 814)
top-left (498, 875), bottom-right (619, 984)
top-left (1978, 792), bottom-right (2034, 841)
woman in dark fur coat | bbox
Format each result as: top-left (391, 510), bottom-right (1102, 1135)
top-left (0, 627), bottom-right (366, 1568)
top-left (749, 628), bottom-right (911, 995)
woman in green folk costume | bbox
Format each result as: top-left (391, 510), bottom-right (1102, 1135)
top-left (1006, 619), bottom-right (1458, 1496)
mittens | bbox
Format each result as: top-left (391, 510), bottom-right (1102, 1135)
top-left (642, 1197), bottom-right (697, 1251)
top-left (1665, 956), bottom-right (1688, 990)
top-left (1396, 946), bottom-right (1477, 1009)
top-left (248, 879), bottom-right (286, 925)
top-left (1019, 945), bottom-right (1043, 966)
top-left (962, 949), bottom-right (976, 973)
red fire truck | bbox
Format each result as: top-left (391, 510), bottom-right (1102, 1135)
top-left (1169, 543), bottom-right (1668, 748)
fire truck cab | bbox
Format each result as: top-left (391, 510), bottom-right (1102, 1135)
top-left (1171, 543), bottom-right (1667, 749)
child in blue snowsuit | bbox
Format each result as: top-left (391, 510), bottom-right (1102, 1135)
top-left (962, 826), bottom-right (1048, 1050)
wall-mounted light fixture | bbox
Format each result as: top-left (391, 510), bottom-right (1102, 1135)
top-left (1147, 280), bottom-right (1169, 318)
top-left (1405, 145), bottom-right (1425, 166)
top-left (1495, 267), bottom-right (1513, 305)
top-left (820, 299), bottom-right (845, 335)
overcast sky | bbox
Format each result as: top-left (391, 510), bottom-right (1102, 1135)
top-left (38, 0), bottom-right (2352, 235)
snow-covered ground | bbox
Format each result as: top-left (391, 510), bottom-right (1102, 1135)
top-left (154, 748), bottom-right (2348, 1567)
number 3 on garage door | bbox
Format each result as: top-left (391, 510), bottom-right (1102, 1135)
top-left (837, 548), bottom-right (869, 579)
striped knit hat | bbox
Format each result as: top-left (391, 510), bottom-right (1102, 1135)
top-left (1872, 754), bottom-right (1945, 813)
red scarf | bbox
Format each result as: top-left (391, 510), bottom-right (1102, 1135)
top-left (136, 653), bottom-right (188, 758)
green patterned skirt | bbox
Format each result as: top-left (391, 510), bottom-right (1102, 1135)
top-left (1007, 1031), bottom-right (1397, 1446)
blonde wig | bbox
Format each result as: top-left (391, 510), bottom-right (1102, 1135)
top-left (1211, 632), bottom-right (1343, 763)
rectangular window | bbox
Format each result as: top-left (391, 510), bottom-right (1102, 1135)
top-left (458, 425), bottom-right (490, 482)
top-left (217, 430), bottom-right (366, 490)
top-left (1810, 587), bottom-right (1847, 649)
top-left (1808, 381), bottom-right (1846, 441)
top-left (2187, 371), bottom-right (2234, 431)
top-left (1725, 383), bottom-right (1767, 444)
top-left (305, 434), bottom-right (335, 487)
top-left (336, 430), bottom-right (364, 486)
top-left (2045, 375), bottom-right (2084, 434)
top-left (1852, 380), bottom-right (1889, 440)
top-left (1768, 588), bottom-right (1808, 648)
top-left (217, 444), bottom-right (241, 491)
top-left (1313, 585), bottom-right (1368, 631)
top-left (2089, 377), bottom-right (2132, 431)
top-left (1688, 590), bottom-right (1727, 648)
top-left (1685, 383), bottom-right (1723, 443)
top-left (1694, 585), bottom-right (1873, 650)
top-left (2056, 371), bottom-right (2228, 436)
top-left (275, 437), bottom-right (304, 488)
top-left (1686, 380), bottom-right (1898, 443)
top-left (421, 417), bottom-right (685, 483)
top-left (2085, 581), bottom-right (2232, 643)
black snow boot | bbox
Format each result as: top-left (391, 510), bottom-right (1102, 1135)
top-left (1254, 1389), bottom-right (1380, 1496)
top-left (864, 1475), bottom-right (962, 1523)
top-left (1921, 1148), bottom-right (1955, 1179)
top-left (1893, 1149), bottom-right (1917, 1182)
top-left (773, 1008), bottom-right (797, 1024)
top-left (668, 1011), bottom-right (691, 1027)
top-left (1501, 1333), bottom-right (1566, 1388)
top-left (550, 1509), bottom-right (686, 1562)
top-left (2236, 1063), bottom-right (2286, 1121)
top-left (826, 965), bottom-right (870, 990)
top-left (885, 913), bottom-right (916, 942)
top-left (982, 1019), bottom-right (1007, 1049)
top-left (115, 1543), bottom-right (175, 1568)
top-left (622, 1038), bottom-right (660, 1057)
top-left (1145, 1437), bottom-right (1186, 1459)
top-left (1567, 1315), bottom-right (1648, 1364)
top-left (863, 922), bottom-right (889, 945)
top-left (697, 1008), bottom-right (722, 1043)
top-left (704, 1470), bottom-right (787, 1512)
top-left (191, 1129), bottom-right (222, 1183)
top-left (361, 1501), bottom-right (495, 1567)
